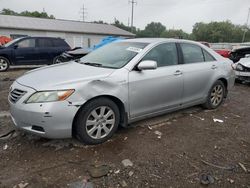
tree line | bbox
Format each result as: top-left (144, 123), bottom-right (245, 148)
top-left (1, 8), bottom-right (250, 43)
top-left (113, 20), bottom-right (250, 43)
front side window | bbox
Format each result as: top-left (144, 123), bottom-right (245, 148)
top-left (181, 43), bottom-right (204, 64)
top-left (17, 39), bottom-right (35, 48)
top-left (80, 42), bottom-right (148, 69)
top-left (142, 43), bottom-right (178, 67)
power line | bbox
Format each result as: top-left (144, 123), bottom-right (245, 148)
top-left (242, 8), bottom-right (250, 43)
top-left (80, 3), bottom-right (87, 22)
top-left (129, 0), bottom-right (137, 30)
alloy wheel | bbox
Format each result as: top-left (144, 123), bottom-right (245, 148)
top-left (210, 85), bottom-right (223, 106)
top-left (85, 106), bottom-right (115, 139)
top-left (0, 58), bottom-right (8, 71)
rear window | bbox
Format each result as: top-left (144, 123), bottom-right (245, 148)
top-left (37, 39), bottom-right (54, 47)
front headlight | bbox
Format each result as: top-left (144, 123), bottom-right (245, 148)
top-left (26, 89), bottom-right (74, 103)
top-left (236, 64), bottom-right (244, 71)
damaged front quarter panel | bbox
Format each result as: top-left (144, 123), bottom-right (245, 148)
top-left (66, 68), bottom-right (129, 114)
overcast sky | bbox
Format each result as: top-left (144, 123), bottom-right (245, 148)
top-left (1, 0), bottom-right (250, 33)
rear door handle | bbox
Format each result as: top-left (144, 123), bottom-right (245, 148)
top-left (174, 70), bottom-right (182, 76)
top-left (211, 65), bottom-right (218, 70)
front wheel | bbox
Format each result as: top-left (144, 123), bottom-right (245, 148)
top-left (203, 80), bottom-right (226, 109)
top-left (75, 98), bottom-right (120, 145)
top-left (0, 56), bottom-right (10, 72)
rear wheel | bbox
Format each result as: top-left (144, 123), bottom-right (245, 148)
top-left (0, 56), bottom-right (10, 72)
top-left (203, 80), bottom-right (225, 109)
top-left (75, 98), bottom-right (120, 145)
top-left (52, 56), bottom-right (61, 64)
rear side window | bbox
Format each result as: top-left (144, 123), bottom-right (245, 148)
top-left (53, 39), bottom-right (69, 47)
top-left (37, 39), bottom-right (53, 47)
top-left (142, 43), bottom-right (178, 67)
top-left (17, 39), bottom-right (35, 48)
top-left (203, 49), bottom-right (216, 62)
top-left (181, 43), bottom-right (204, 64)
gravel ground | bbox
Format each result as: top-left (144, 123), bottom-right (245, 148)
top-left (0, 68), bottom-right (249, 188)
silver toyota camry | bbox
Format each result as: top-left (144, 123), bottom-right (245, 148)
top-left (9, 38), bottom-right (235, 144)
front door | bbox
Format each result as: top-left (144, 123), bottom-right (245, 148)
top-left (13, 38), bottom-right (36, 65)
top-left (128, 43), bottom-right (183, 119)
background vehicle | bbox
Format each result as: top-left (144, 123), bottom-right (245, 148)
top-left (230, 46), bottom-right (250, 63)
top-left (0, 36), bottom-right (70, 71)
top-left (58, 36), bottom-right (124, 63)
top-left (58, 47), bottom-right (91, 63)
top-left (0, 36), bottom-right (12, 46)
top-left (210, 43), bottom-right (233, 58)
top-left (233, 56), bottom-right (250, 82)
top-left (9, 39), bottom-right (235, 144)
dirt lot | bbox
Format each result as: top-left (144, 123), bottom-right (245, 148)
top-left (0, 69), bottom-right (250, 188)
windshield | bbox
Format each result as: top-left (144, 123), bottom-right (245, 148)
top-left (3, 38), bottom-right (23, 47)
top-left (79, 42), bottom-right (149, 69)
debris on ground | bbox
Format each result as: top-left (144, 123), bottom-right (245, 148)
top-left (190, 114), bottom-right (205, 121)
top-left (13, 182), bottom-right (29, 188)
top-left (201, 160), bottom-right (235, 170)
top-left (0, 111), bottom-right (11, 118)
top-left (227, 178), bottom-right (235, 184)
top-left (114, 169), bottom-right (120, 174)
top-left (128, 171), bottom-right (134, 177)
top-left (0, 130), bottom-right (16, 140)
top-left (238, 162), bottom-right (248, 173)
top-left (68, 178), bottom-right (94, 188)
top-left (88, 164), bottom-right (110, 178)
top-left (154, 130), bottom-right (162, 139)
top-left (213, 118), bottom-right (224, 123)
top-left (122, 159), bottom-right (133, 167)
top-left (200, 174), bottom-right (215, 185)
top-left (120, 180), bottom-right (128, 187)
top-left (3, 144), bottom-right (8, 150)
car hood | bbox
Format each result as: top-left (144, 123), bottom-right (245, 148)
top-left (16, 62), bottom-right (116, 90)
top-left (238, 58), bottom-right (250, 68)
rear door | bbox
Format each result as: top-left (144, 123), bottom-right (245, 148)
top-left (13, 38), bottom-right (36, 65)
top-left (128, 43), bottom-right (183, 118)
top-left (36, 38), bottom-right (55, 64)
top-left (178, 43), bottom-right (217, 105)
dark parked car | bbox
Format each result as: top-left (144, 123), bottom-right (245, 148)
top-left (0, 37), bottom-right (71, 71)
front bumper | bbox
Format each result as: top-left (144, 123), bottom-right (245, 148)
top-left (235, 71), bottom-right (250, 82)
top-left (9, 82), bottom-right (80, 139)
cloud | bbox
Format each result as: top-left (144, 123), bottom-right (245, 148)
top-left (0, 0), bottom-right (249, 32)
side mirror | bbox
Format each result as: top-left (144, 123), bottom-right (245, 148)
top-left (13, 44), bottom-right (18, 49)
top-left (137, 60), bottom-right (157, 71)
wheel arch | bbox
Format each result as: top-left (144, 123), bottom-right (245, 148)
top-left (0, 55), bottom-right (11, 64)
top-left (218, 77), bottom-right (228, 97)
top-left (72, 95), bottom-right (128, 137)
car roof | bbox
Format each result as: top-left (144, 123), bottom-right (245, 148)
top-left (119, 38), bottom-right (201, 45)
top-left (20, 36), bottom-right (63, 40)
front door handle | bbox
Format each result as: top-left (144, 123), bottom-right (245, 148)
top-left (211, 65), bottom-right (218, 70)
top-left (174, 70), bottom-right (182, 76)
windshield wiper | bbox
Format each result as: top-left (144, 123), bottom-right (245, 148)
top-left (82, 62), bottom-right (103, 67)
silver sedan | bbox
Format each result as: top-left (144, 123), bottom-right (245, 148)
top-left (9, 38), bottom-right (235, 144)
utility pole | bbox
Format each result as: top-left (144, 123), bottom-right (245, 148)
top-left (242, 8), bottom-right (250, 43)
top-left (80, 3), bottom-right (87, 22)
top-left (129, 0), bottom-right (137, 31)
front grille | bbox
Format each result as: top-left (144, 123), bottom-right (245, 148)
top-left (9, 89), bottom-right (26, 103)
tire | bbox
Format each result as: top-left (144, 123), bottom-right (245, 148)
top-left (52, 56), bottom-right (61, 64)
top-left (203, 80), bottom-right (226, 109)
top-left (0, 56), bottom-right (10, 72)
top-left (75, 98), bottom-right (120, 145)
